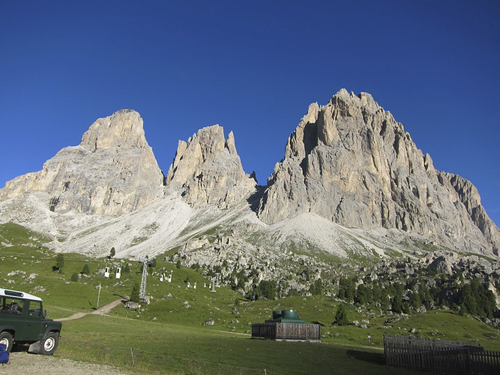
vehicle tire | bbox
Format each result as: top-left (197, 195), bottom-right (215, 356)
top-left (40, 332), bottom-right (59, 355)
top-left (0, 331), bottom-right (13, 353)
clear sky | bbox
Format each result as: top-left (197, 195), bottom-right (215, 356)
top-left (1, 0), bottom-right (499, 227)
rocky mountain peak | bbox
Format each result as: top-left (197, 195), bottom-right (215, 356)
top-left (328, 89), bottom-right (380, 114)
top-left (0, 110), bottom-right (164, 216)
top-left (166, 125), bottom-right (226, 185)
top-left (166, 125), bottom-right (256, 208)
top-left (80, 109), bottom-right (147, 152)
top-left (258, 90), bottom-right (500, 256)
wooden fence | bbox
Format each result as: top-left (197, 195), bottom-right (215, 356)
top-left (252, 323), bottom-right (320, 341)
top-left (384, 335), bottom-right (500, 375)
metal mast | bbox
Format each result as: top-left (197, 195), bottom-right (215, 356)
top-left (139, 259), bottom-right (148, 300)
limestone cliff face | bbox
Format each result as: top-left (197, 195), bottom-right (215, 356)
top-left (258, 89), bottom-right (500, 255)
top-left (0, 110), bottom-right (164, 215)
top-left (165, 125), bottom-right (256, 208)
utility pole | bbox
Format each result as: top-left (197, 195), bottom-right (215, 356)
top-left (97, 283), bottom-right (102, 308)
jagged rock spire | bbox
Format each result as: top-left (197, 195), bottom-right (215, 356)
top-left (166, 125), bottom-right (256, 208)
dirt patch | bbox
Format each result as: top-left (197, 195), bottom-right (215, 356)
top-left (0, 352), bottom-right (131, 374)
top-left (59, 299), bottom-right (124, 321)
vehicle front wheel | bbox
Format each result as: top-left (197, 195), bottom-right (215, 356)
top-left (41, 332), bottom-right (59, 355)
top-left (0, 331), bottom-right (13, 353)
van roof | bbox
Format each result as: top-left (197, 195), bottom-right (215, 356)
top-left (0, 288), bottom-right (42, 302)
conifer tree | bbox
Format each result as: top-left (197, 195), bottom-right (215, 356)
top-left (56, 254), bottom-right (65, 269)
top-left (335, 303), bottom-right (348, 326)
top-left (409, 290), bottom-right (422, 311)
top-left (81, 264), bottom-right (90, 275)
top-left (130, 282), bottom-right (140, 303)
top-left (392, 294), bottom-right (403, 314)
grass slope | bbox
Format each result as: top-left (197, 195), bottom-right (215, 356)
top-left (1, 222), bottom-right (500, 374)
top-left (59, 315), bottom-right (427, 375)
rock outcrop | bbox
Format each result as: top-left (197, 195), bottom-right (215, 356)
top-left (257, 89), bottom-right (500, 256)
top-left (0, 110), bottom-right (164, 216)
top-left (165, 125), bottom-right (256, 209)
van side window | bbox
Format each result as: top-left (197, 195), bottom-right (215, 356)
top-left (0, 297), bottom-right (23, 314)
top-left (28, 300), bottom-right (42, 317)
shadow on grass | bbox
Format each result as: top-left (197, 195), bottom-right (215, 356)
top-left (346, 350), bottom-right (386, 366)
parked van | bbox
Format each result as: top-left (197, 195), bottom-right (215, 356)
top-left (0, 288), bottom-right (62, 355)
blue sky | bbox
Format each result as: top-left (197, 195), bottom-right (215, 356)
top-left (1, 0), bottom-right (499, 226)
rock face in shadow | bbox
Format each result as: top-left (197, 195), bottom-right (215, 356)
top-left (257, 89), bottom-right (499, 255)
top-left (0, 110), bottom-right (164, 215)
top-left (165, 125), bottom-right (256, 209)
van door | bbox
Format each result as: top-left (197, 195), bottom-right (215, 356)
top-left (0, 297), bottom-right (25, 340)
top-left (23, 300), bottom-right (44, 341)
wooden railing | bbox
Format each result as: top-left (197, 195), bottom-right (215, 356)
top-left (384, 335), bottom-right (500, 375)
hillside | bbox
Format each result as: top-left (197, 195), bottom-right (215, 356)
top-left (1, 225), bottom-right (500, 374)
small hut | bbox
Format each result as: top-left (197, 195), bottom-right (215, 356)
top-left (252, 310), bottom-right (320, 341)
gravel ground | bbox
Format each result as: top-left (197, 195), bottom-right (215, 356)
top-left (0, 352), bottom-right (131, 374)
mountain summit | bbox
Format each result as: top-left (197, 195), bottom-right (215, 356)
top-left (0, 110), bottom-right (164, 216)
top-left (0, 90), bottom-right (498, 258)
top-left (258, 89), bottom-right (499, 255)
top-left (165, 125), bottom-right (256, 209)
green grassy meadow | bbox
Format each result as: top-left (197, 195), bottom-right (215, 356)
top-left (58, 315), bottom-right (427, 375)
top-left (2, 222), bottom-right (500, 373)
